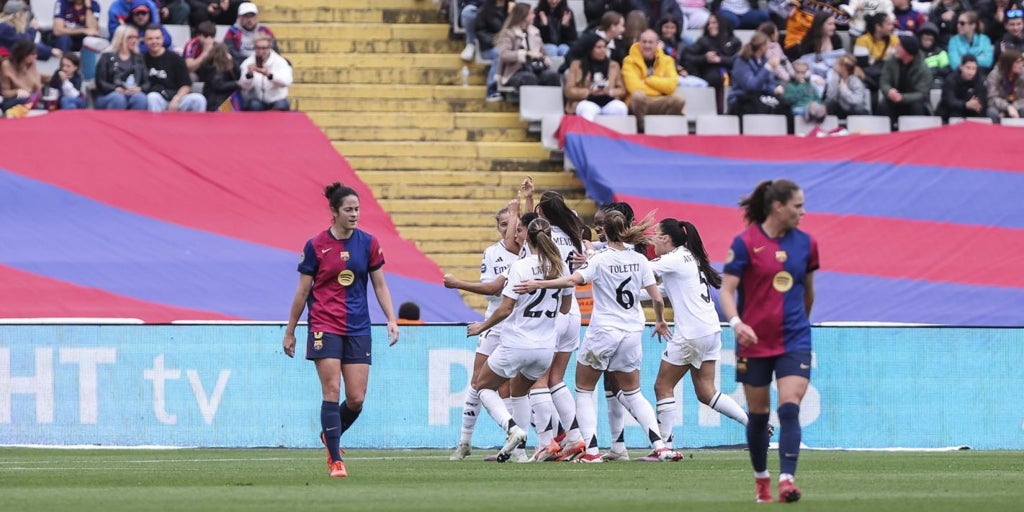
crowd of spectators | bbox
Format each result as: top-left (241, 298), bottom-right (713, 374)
top-left (452, 0), bottom-right (1024, 127)
top-left (0, 0), bottom-right (291, 116)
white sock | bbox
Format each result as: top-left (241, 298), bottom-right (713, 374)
top-left (479, 389), bottom-right (513, 431)
top-left (780, 473), bottom-right (794, 483)
top-left (510, 395), bottom-right (531, 446)
top-left (619, 388), bottom-right (664, 450)
top-left (755, 470), bottom-right (770, 479)
top-left (550, 382), bottom-right (576, 434)
top-left (606, 390), bottom-right (626, 453)
top-left (576, 388), bottom-right (598, 454)
top-left (502, 396), bottom-right (514, 417)
top-left (655, 397), bottom-right (676, 449)
top-left (458, 387), bottom-right (481, 445)
top-left (529, 388), bottom-right (557, 445)
top-left (709, 391), bottom-right (748, 426)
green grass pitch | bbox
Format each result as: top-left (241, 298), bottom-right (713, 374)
top-left (1, 448), bottom-right (1022, 511)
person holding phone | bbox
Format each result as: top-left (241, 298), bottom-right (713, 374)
top-left (238, 33), bottom-right (292, 111)
top-left (564, 33), bottom-right (628, 121)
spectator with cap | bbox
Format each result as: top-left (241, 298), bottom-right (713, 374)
top-left (224, 2), bottom-right (278, 68)
top-left (238, 32), bottom-right (291, 110)
top-left (937, 53), bottom-right (987, 121)
top-left (918, 22), bottom-right (951, 84)
top-left (51, 0), bottom-right (101, 53)
top-left (124, 3), bottom-right (173, 53)
top-left (188, 0), bottom-right (241, 28)
top-left (0, 0), bottom-right (61, 61)
top-left (996, 6), bottom-right (1024, 59)
top-left (877, 34), bottom-right (933, 121)
top-left (108, 0), bottom-right (160, 39)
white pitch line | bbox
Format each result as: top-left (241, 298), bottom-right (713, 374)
top-left (0, 455), bottom-right (449, 467)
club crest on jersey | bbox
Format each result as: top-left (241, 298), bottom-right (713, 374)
top-left (339, 251), bottom-right (350, 261)
top-left (775, 250), bottom-right (788, 263)
top-left (337, 269), bottom-right (355, 286)
top-left (772, 271), bottom-right (794, 292)
top-left (313, 331), bottom-right (324, 351)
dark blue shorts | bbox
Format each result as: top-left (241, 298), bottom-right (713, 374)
top-left (735, 350), bottom-right (811, 387)
top-left (305, 331), bottom-right (372, 364)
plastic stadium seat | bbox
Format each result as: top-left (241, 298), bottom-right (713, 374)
top-left (695, 115), bottom-right (740, 135)
top-left (742, 114), bottom-right (788, 135)
top-left (216, 25), bottom-right (230, 42)
top-left (1000, 118), bottom-right (1024, 127)
top-left (35, 56), bottom-right (60, 77)
top-left (794, 115), bottom-right (839, 135)
top-left (568, 0), bottom-right (587, 33)
top-left (165, 24), bottom-right (191, 51)
top-left (593, 115), bottom-right (638, 134)
top-left (897, 115), bottom-right (942, 131)
top-left (643, 115), bottom-right (689, 135)
top-left (735, 30), bottom-right (755, 46)
top-left (541, 114), bottom-right (564, 150)
top-left (948, 117), bottom-right (992, 124)
top-left (929, 89), bottom-right (941, 111)
top-left (682, 87), bottom-right (717, 120)
top-left (846, 115), bottom-right (892, 134)
top-left (519, 85), bottom-right (564, 123)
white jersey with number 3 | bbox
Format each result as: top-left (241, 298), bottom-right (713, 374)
top-left (577, 247), bottom-right (655, 332)
top-left (500, 255), bottom-right (569, 349)
top-left (649, 246), bottom-right (721, 340)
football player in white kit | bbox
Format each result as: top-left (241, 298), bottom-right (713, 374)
top-left (467, 218), bottom-right (573, 462)
top-left (445, 200), bottom-right (525, 460)
top-left (515, 211), bottom-right (682, 463)
top-left (647, 218), bottom-right (753, 449)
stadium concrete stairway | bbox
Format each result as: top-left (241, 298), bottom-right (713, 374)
top-left (260, 0), bottom-right (591, 313)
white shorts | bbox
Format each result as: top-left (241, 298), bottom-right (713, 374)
top-left (661, 331), bottom-right (721, 369)
top-left (576, 327), bottom-right (643, 373)
top-left (476, 327), bottom-right (501, 356)
top-left (487, 345), bottom-right (555, 381)
top-left (556, 312), bottom-right (582, 353)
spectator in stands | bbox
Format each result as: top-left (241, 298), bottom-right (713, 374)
top-left (843, 0), bottom-right (894, 37)
top-left (716, 0), bottom-right (772, 30)
top-left (225, 2), bottom-right (277, 68)
top-left (728, 32), bottom-right (788, 115)
top-left (583, 0), bottom-right (631, 30)
top-left (658, 15), bottom-right (685, 60)
top-left (793, 11), bottom-right (845, 82)
top-left (238, 33), bottom-right (291, 110)
top-left (621, 9), bottom-right (649, 50)
top-left (48, 53), bottom-right (87, 109)
top-left (783, 60), bottom-right (820, 115)
top-left (918, 22), bottom-right (951, 84)
top-left (893, 0), bottom-right (926, 35)
top-left (948, 11), bottom-right (994, 70)
top-left (997, 7), bottom-right (1024, 58)
top-left (142, 24), bottom-right (206, 111)
top-left (188, 0), bottom-right (240, 28)
top-left (565, 33), bottom-right (628, 120)
top-left (683, 13), bottom-right (740, 112)
top-left (108, 0), bottom-right (160, 38)
top-left (929, 0), bottom-right (969, 47)
top-left (981, 0), bottom-right (1013, 43)
top-left (623, 29), bottom-right (686, 128)
top-left (495, 3), bottom-right (561, 96)
top-left (459, 0), bottom-right (483, 61)
top-left (94, 25), bottom-right (150, 110)
top-left (184, 20), bottom-right (216, 78)
top-left (1, 39), bottom-right (41, 113)
top-left (782, 0), bottom-right (818, 57)
top-left (126, 4), bottom-right (173, 53)
top-left (680, 0), bottom-right (711, 31)
top-left (534, 0), bottom-right (578, 57)
top-left (855, 13), bottom-right (899, 92)
top-left (397, 302), bottom-right (424, 325)
top-left (759, 21), bottom-right (794, 83)
top-left (877, 34), bottom-right (933, 121)
top-left (0, 1), bottom-right (60, 61)
top-left (475, 0), bottom-right (511, 101)
top-left (631, 0), bottom-right (684, 29)
top-left (562, 9), bottom-right (627, 73)
top-left (984, 48), bottom-right (1024, 121)
top-left (937, 53), bottom-right (987, 120)
top-left (198, 42), bottom-right (237, 110)
top-left (51, 0), bottom-right (101, 53)
top-left (824, 54), bottom-right (871, 116)
top-left (157, 0), bottom-right (190, 25)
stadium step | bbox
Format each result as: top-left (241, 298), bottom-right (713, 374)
top-left (260, 0), bottom-right (590, 316)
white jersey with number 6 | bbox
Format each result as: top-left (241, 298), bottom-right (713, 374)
top-left (576, 247), bottom-right (655, 332)
top-left (500, 255), bottom-right (569, 349)
top-left (649, 246), bottom-right (721, 340)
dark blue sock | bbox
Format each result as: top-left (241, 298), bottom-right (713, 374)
top-left (747, 412), bottom-right (771, 473)
top-left (778, 402), bottom-right (802, 476)
top-left (340, 401), bottom-right (362, 434)
top-left (320, 400), bottom-right (342, 461)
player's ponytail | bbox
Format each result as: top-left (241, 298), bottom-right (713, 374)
top-left (740, 179), bottom-right (800, 225)
top-left (679, 220), bottom-right (721, 288)
top-left (605, 210), bottom-right (655, 246)
top-left (527, 218), bottom-right (565, 280)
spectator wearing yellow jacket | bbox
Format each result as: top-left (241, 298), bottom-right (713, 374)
top-left (621, 29), bottom-right (685, 131)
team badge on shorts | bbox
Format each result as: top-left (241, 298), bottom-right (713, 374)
top-left (339, 251), bottom-right (350, 261)
top-left (313, 331), bottom-right (324, 351)
top-left (736, 357), bottom-right (747, 373)
top-left (337, 269), bottom-right (355, 286)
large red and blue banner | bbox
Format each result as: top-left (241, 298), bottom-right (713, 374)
top-left (558, 116), bottom-right (1024, 326)
top-left (0, 112), bottom-right (478, 323)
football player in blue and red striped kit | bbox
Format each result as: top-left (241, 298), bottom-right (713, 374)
top-left (720, 179), bottom-right (819, 504)
top-left (282, 182), bottom-right (400, 478)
